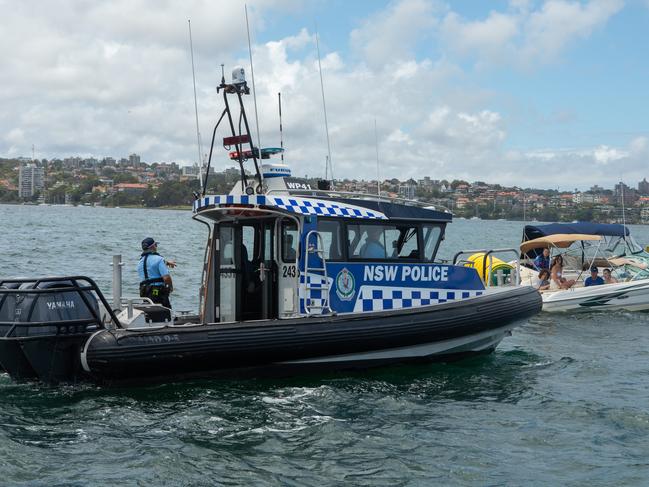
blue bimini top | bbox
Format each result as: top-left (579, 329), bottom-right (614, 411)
top-left (523, 222), bottom-right (630, 241)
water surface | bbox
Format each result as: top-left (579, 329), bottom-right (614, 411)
top-left (2, 205), bottom-right (649, 486)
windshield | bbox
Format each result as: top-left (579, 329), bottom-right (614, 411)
top-left (603, 235), bottom-right (644, 256)
top-left (547, 236), bottom-right (647, 271)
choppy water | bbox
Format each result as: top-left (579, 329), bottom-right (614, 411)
top-left (2, 204), bottom-right (649, 486)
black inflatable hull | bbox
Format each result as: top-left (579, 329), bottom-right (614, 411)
top-left (79, 287), bottom-right (541, 385)
top-left (0, 334), bottom-right (90, 383)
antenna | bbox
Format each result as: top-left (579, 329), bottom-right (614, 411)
top-left (315, 25), bottom-right (334, 186)
top-left (278, 92), bottom-right (284, 162)
top-left (522, 189), bottom-right (526, 223)
top-left (245, 5), bottom-right (262, 176)
top-left (620, 178), bottom-right (628, 253)
top-left (188, 19), bottom-right (204, 184)
top-left (324, 155), bottom-right (329, 180)
top-left (374, 118), bottom-right (380, 198)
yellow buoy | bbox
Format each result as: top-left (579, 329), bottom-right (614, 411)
top-left (465, 252), bottom-right (514, 286)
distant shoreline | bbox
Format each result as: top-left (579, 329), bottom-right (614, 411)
top-left (0, 202), bottom-right (192, 211)
top-left (1, 203), bottom-right (647, 225)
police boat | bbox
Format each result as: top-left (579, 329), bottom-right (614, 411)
top-left (0, 68), bottom-right (541, 384)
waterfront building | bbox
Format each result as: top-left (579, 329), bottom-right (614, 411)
top-left (614, 181), bottom-right (637, 206)
top-left (182, 164), bottom-right (201, 178)
top-left (398, 183), bottom-right (416, 200)
top-left (18, 163), bottom-right (44, 198)
top-left (641, 206), bottom-right (649, 224)
top-left (113, 183), bottom-right (148, 194)
top-left (638, 178), bottom-right (649, 195)
top-left (129, 153), bottom-right (141, 166)
top-left (573, 192), bottom-right (603, 204)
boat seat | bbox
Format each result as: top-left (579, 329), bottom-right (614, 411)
top-left (133, 304), bottom-right (172, 323)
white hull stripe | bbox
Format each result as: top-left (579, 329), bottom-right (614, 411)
top-left (277, 325), bottom-right (515, 364)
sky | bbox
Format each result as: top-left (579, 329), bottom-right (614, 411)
top-left (1, 0), bottom-right (648, 190)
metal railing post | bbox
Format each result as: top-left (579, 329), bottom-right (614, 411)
top-left (111, 254), bottom-right (124, 311)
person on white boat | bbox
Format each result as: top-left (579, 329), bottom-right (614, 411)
top-left (584, 266), bottom-right (604, 287)
top-left (603, 268), bottom-right (618, 284)
top-left (550, 255), bottom-right (575, 290)
top-left (536, 269), bottom-right (551, 290)
top-left (533, 248), bottom-right (551, 270)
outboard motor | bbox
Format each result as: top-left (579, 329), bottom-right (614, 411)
top-left (0, 277), bottom-right (105, 383)
top-left (0, 281), bottom-right (21, 373)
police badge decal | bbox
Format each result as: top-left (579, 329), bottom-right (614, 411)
top-left (335, 268), bottom-right (356, 301)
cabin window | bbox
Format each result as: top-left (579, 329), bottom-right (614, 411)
top-left (281, 219), bottom-right (298, 262)
top-left (242, 225), bottom-right (256, 264)
top-left (219, 226), bottom-right (235, 266)
top-left (316, 219), bottom-right (343, 261)
top-left (422, 224), bottom-right (443, 261)
top-left (347, 223), bottom-right (420, 260)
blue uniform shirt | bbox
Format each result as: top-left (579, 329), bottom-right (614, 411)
top-left (137, 253), bottom-right (169, 286)
top-left (584, 276), bottom-right (604, 287)
top-left (361, 240), bottom-right (386, 259)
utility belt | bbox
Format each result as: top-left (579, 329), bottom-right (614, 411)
top-left (139, 277), bottom-right (169, 298)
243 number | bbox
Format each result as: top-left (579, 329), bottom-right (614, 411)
top-left (282, 265), bottom-right (297, 278)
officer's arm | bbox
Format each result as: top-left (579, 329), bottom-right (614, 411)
top-left (159, 258), bottom-right (173, 293)
top-left (163, 274), bottom-right (173, 292)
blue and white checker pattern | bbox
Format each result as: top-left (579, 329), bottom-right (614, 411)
top-left (352, 286), bottom-right (484, 312)
top-left (269, 196), bottom-right (386, 219)
top-left (194, 194), bottom-right (387, 220)
top-left (299, 273), bottom-right (333, 314)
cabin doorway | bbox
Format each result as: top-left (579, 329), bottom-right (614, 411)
top-left (216, 219), bottom-right (277, 322)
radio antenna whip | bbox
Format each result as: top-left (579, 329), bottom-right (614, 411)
top-left (188, 19), bottom-right (204, 187)
top-left (315, 25), bottom-right (334, 186)
top-left (620, 177), bottom-right (629, 253)
top-left (278, 92), bottom-right (284, 162)
top-left (245, 5), bottom-right (263, 175)
top-left (374, 118), bottom-right (381, 198)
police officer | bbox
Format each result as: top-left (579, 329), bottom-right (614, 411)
top-left (137, 237), bottom-right (176, 308)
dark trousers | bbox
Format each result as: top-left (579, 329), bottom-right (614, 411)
top-left (141, 285), bottom-right (172, 308)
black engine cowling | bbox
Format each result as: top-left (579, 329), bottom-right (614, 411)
top-left (0, 278), bottom-right (103, 382)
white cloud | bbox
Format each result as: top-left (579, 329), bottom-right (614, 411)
top-left (440, 11), bottom-right (519, 65)
top-left (593, 145), bottom-right (626, 165)
top-left (0, 0), bottom-right (643, 191)
top-left (350, 0), bottom-right (439, 69)
top-left (520, 0), bottom-right (624, 65)
top-left (515, 137), bottom-right (649, 189)
top-left (439, 0), bottom-right (624, 68)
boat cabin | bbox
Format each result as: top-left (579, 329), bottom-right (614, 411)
top-left (191, 66), bottom-right (486, 324)
top-left (193, 166), bottom-right (487, 323)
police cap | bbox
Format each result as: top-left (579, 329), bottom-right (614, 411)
top-left (141, 237), bottom-right (158, 250)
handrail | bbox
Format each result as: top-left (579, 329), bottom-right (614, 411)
top-left (302, 230), bottom-right (332, 315)
top-left (452, 248), bottom-right (520, 287)
top-left (0, 275), bottom-right (122, 331)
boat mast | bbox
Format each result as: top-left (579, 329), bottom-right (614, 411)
top-left (278, 92), bottom-right (284, 163)
top-left (620, 179), bottom-right (629, 253)
top-left (315, 26), bottom-right (334, 187)
top-left (245, 4), bottom-right (263, 188)
top-left (374, 118), bottom-right (380, 198)
top-left (188, 19), bottom-right (204, 186)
